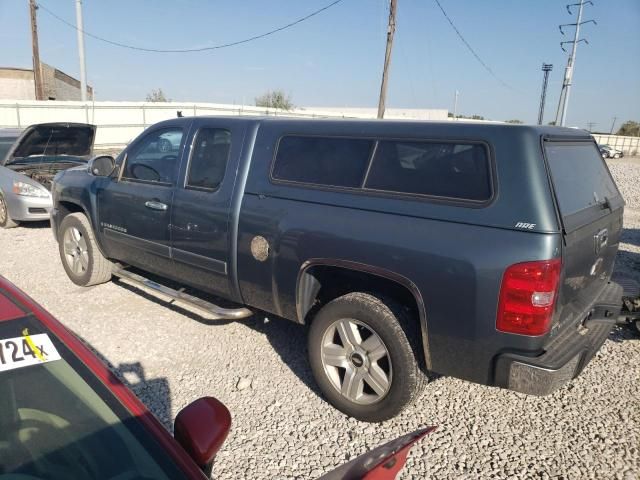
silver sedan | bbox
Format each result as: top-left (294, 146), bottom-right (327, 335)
top-left (0, 123), bottom-right (95, 228)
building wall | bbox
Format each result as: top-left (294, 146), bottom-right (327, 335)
top-left (0, 68), bottom-right (36, 100)
top-left (41, 63), bottom-right (93, 101)
top-left (0, 65), bottom-right (92, 101)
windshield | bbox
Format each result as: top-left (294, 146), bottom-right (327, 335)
top-left (8, 125), bottom-right (94, 165)
top-left (0, 136), bottom-right (19, 163)
top-left (0, 315), bottom-right (187, 480)
top-left (544, 141), bottom-right (620, 218)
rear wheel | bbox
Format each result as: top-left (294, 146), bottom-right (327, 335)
top-left (308, 292), bottom-right (426, 422)
top-left (58, 213), bottom-right (112, 286)
top-left (0, 193), bottom-right (19, 228)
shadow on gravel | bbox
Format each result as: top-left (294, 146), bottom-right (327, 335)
top-left (71, 329), bottom-right (174, 429)
top-left (608, 325), bottom-right (639, 343)
top-left (18, 220), bottom-right (50, 229)
top-left (621, 228), bottom-right (640, 247)
top-left (110, 272), bottom-right (325, 398)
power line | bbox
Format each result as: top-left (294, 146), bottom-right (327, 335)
top-left (432, 0), bottom-right (513, 90)
top-left (36, 0), bottom-right (346, 53)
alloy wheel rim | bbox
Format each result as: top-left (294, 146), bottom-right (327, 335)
top-left (320, 318), bottom-right (392, 405)
top-left (63, 227), bottom-right (89, 275)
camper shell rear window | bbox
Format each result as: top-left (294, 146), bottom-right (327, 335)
top-left (544, 141), bottom-right (621, 224)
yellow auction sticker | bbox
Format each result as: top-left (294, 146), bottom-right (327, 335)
top-left (0, 330), bottom-right (61, 372)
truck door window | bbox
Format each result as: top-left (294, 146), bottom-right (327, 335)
top-left (185, 128), bottom-right (231, 191)
top-left (121, 128), bottom-right (183, 185)
top-left (272, 136), bottom-right (373, 188)
top-left (364, 140), bottom-right (492, 201)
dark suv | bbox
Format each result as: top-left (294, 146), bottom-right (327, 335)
top-left (50, 117), bottom-right (624, 422)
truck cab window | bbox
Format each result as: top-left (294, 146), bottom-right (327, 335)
top-left (122, 128), bottom-right (183, 184)
top-left (186, 128), bottom-right (231, 190)
top-left (272, 136), bottom-right (373, 188)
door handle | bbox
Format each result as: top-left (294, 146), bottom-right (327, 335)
top-left (145, 200), bottom-right (168, 211)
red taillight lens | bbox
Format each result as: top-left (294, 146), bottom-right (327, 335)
top-left (496, 259), bottom-right (561, 336)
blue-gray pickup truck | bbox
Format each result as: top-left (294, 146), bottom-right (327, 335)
top-left (50, 117), bottom-right (624, 422)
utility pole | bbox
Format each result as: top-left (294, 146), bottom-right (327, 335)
top-left (586, 121), bottom-right (596, 132)
top-left (377, 0), bottom-right (397, 119)
top-left (555, 0), bottom-right (596, 126)
top-left (75, 0), bottom-right (88, 101)
top-left (610, 116), bottom-right (617, 134)
top-left (453, 90), bottom-right (459, 120)
top-left (29, 0), bottom-right (44, 100)
top-left (537, 63), bottom-right (553, 125)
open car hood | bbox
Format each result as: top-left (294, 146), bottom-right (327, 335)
top-left (4, 122), bottom-right (96, 165)
top-left (318, 426), bottom-right (436, 480)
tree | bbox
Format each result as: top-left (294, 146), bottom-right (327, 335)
top-left (255, 90), bottom-right (294, 111)
top-left (547, 121), bottom-right (556, 126)
top-left (616, 121), bottom-right (640, 137)
top-left (146, 88), bottom-right (170, 102)
top-left (505, 119), bottom-right (524, 124)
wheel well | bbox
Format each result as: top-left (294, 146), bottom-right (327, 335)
top-left (57, 201), bottom-right (85, 223)
top-left (298, 264), bottom-right (429, 371)
top-left (299, 264), bottom-right (421, 324)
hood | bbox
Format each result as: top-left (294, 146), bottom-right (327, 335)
top-left (3, 123), bottom-right (96, 166)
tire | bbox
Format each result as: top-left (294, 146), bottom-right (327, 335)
top-left (308, 292), bottom-right (426, 422)
top-left (0, 193), bottom-right (19, 228)
top-left (58, 213), bottom-right (112, 287)
top-left (614, 153), bottom-right (621, 159)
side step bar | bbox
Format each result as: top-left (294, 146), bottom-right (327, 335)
top-left (112, 268), bottom-right (253, 320)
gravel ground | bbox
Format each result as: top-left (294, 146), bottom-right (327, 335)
top-left (0, 160), bottom-right (639, 480)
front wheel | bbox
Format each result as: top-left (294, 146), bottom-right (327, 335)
top-left (0, 193), bottom-right (19, 228)
top-left (58, 213), bottom-right (113, 286)
top-left (308, 292), bottom-right (426, 422)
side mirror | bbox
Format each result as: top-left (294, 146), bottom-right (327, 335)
top-left (174, 397), bottom-right (231, 475)
top-left (88, 155), bottom-right (116, 177)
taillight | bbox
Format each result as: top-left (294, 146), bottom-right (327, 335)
top-left (496, 259), bottom-right (561, 336)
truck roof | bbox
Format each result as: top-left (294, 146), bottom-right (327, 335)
top-left (151, 115), bottom-right (593, 139)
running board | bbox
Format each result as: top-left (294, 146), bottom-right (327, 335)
top-left (112, 268), bottom-right (253, 320)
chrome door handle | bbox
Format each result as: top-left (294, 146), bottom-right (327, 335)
top-left (145, 200), bottom-right (168, 211)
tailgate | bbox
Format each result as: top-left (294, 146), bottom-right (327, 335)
top-left (543, 139), bottom-right (624, 334)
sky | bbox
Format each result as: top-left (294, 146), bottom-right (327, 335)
top-left (0, 0), bottom-right (638, 130)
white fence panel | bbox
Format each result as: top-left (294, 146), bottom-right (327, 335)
top-left (0, 100), bottom-right (451, 150)
top-left (592, 134), bottom-right (640, 156)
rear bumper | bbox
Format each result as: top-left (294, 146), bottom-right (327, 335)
top-left (494, 281), bottom-right (623, 396)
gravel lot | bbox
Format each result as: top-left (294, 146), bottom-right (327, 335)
top-left (1, 159), bottom-right (639, 479)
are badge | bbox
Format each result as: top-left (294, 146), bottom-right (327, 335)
top-left (0, 329), bottom-right (61, 372)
